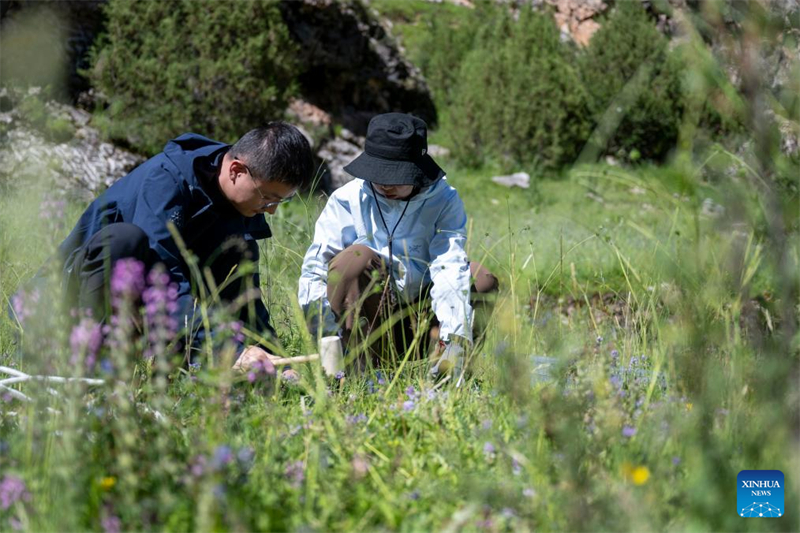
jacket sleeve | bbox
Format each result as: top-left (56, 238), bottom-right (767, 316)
top-left (131, 166), bottom-right (198, 330)
top-left (298, 194), bottom-right (357, 337)
top-left (428, 189), bottom-right (473, 343)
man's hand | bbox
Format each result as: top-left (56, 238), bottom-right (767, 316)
top-left (233, 346), bottom-right (277, 381)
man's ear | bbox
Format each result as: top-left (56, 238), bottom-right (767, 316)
top-left (228, 160), bottom-right (245, 183)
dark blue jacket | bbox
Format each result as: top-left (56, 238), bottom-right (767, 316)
top-left (58, 133), bottom-right (275, 345)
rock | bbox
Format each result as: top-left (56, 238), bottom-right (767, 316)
top-left (491, 172), bottom-right (530, 189)
top-left (701, 198), bottom-right (725, 218)
top-left (0, 91), bottom-right (144, 200)
top-left (427, 144), bottom-right (451, 159)
top-left (545, 0), bottom-right (607, 47)
top-left (317, 129), bottom-right (365, 190)
top-left (586, 191), bottom-right (605, 204)
top-left (279, 0), bottom-right (437, 135)
top-left (286, 98), bottom-right (332, 130)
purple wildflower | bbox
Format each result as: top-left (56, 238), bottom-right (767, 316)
top-left (672, 456), bottom-right (681, 466)
top-left (99, 358), bottom-right (114, 375)
top-left (247, 358), bottom-right (276, 383)
top-left (39, 197), bottom-right (66, 221)
top-left (142, 267), bottom-right (179, 358)
top-left (285, 461), bottom-right (305, 488)
top-left (189, 455), bottom-right (207, 478)
top-left (405, 385), bottom-right (419, 400)
top-left (596, 335), bottom-right (604, 344)
top-left (375, 371), bottom-right (386, 386)
top-left (476, 518), bottom-right (493, 529)
top-left (0, 476), bottom-right (30, 510)
top-left (101, 512), bottom-right (121, 533)
top-left (110, 258), bottom-right (145, 304)
top-left (483, 442), bottom-right (496, 458)
top-left (609, 375), bottom-right (621, 388)
top-left (10, 288), bottom-right (40, 325)
top-left (402, 400), bottom-right (415, 412)
top-left (610, 349), bottom-right (619, 359)
top-left (346, 413), bottom-right (368, 425)
top-left (512, 457), bottom-right (522, 476)
top-left (334, 370), bottom-right (345, 380)
top-left (408, 490), bottom-right (420, 500)
top-left (622, 426), bottom-right (637, 438)
top-left (228, 321), bottom-right (245, 344)
top-left (426, 389), bottom-right (437, 401)
top-left (211, 445), bottom-right (233, 470)
top-left (237, 447), bottom-right (255, 468)
top-left (69, 317), bottom-right (103, 370)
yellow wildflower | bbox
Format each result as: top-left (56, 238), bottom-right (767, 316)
top-left (685, 402), bottom-right (693, 412)
top-left (622, 462), bottom-right (650, 485)
top-left (99, 476), bottom-right (116, 490)
top-left (631, 466), bottom-right (650, 485)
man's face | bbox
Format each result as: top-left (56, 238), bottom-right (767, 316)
top-left (224, 160), bottom-right (297, 217)
top-left (373, 183), bottom-right (414, 200)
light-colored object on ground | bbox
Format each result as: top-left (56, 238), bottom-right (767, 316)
top-left (0, 364), bottom-right (106, 409)
top-left (427, 144), bottom-right (451, 159)
top-left (429, 343), bottom-right (464, 380)
top-left (268, 336), bottom-right (344, 377)
top-left (531, 356), bottom-right (558, 385)
top-left (491, 171), bottom-right (530, 189)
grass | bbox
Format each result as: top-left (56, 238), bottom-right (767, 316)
top-left (0, 142), bottom-right (797, 531)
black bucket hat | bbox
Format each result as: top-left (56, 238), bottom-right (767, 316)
top-left (343, 113), bottom-right (445, 187)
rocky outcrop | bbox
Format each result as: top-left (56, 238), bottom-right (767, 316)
top-left (546, 0), bottom-right (607, 47)
top-left (0, 88), bottom-right (143, 200)
top-left (279, 0), bottom-right (437, 136)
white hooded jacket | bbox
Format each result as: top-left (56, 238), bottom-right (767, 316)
top-left (298, 177), bottom-right (473, 343)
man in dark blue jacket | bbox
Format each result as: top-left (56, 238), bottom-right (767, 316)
top-left (56, 123), bottom-right (313, 373)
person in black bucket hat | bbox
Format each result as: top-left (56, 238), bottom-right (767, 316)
top-left (298, 113), bottom-right (498, 383)
top-left (342, 113), bottom-right (445, 187)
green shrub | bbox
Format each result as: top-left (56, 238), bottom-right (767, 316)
top-left (17, 92), bottom-right (49, 129)
top-left (414, 5), bottom-right (483, 112)
top-left (445, 7), bottom-right (592, 170)
top-left (88, 0), bottom-right (299, 155)
top-left (579, 1), bottom-right (685, 161)
top-left (44, 116), bottom-right (75, 143)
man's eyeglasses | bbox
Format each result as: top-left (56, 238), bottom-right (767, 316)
top-left (238, 161), bottom-right (295, 209)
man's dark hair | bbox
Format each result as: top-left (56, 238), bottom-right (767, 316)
top-left (229, 122), bottom-right (314, 188)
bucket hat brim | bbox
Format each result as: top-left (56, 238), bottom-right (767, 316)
top-left (343, 152), bottom-right (445, 187)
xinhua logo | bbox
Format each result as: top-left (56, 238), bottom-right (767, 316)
top-left (738, 470), bottom-right (784, 518)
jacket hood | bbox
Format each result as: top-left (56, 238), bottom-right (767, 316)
top-left (163, 133), bottom-right (230, 185)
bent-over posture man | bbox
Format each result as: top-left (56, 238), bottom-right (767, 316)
top-left (298, 113), bottom-right (497, 378)
top-left (55, 123), bottom-right (313, 373)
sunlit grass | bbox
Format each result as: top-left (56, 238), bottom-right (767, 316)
top-left (1, 153), bottom-right (796, 530)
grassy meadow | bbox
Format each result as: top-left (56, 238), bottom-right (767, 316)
top-left (1, 0), bottom-right (798, 531)
top-left (1, 152), bottom-right (797, 531)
